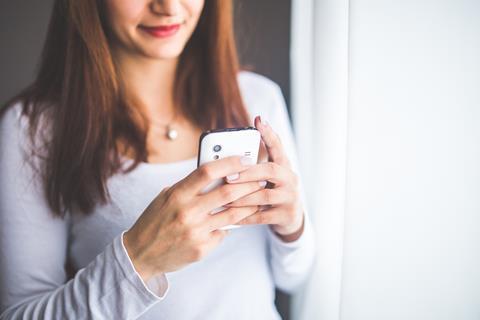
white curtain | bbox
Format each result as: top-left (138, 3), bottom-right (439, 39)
top-left (290, 0), bottom-right (480, 319)
top-left (290, 0), bottom-right (350, 319)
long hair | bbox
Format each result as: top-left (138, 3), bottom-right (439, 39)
top-left (1, 0), bottom-right (250, 218)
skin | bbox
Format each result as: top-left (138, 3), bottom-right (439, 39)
top-left (105, 0), bottom-right (305, 282)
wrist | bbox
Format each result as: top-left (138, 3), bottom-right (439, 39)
top-left (271, 213), bottom-right (305, 243)
top-left (123, 231), bottom-right (155, 282)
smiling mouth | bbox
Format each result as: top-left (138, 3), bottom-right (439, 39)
top-left (139, 23), bottom-right (182, 38)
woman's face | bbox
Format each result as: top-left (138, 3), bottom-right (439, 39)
top-left (104, 0), bottom-right (205, 60)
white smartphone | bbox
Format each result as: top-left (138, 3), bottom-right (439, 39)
top-left (197, 127), bottom-right (261, 230)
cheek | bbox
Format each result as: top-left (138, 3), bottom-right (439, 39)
top-left (105, 0), bottom-right (146, 33)
top-left (183, 0), bottom-right (205, 24)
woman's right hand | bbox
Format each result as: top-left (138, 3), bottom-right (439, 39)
top-left (123, 156), bottom-right (262, 282)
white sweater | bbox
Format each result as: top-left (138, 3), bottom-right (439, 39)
top-left (0, 72), bottom-right (315, 320)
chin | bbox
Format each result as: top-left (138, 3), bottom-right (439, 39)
top-left (143, 45), bottom-right (185, 60)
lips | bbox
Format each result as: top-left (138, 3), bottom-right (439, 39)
top-left (139, 23), bottom-right (181, 38)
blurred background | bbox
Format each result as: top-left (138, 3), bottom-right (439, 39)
top-left (2, 1), bottom-right (480, 320)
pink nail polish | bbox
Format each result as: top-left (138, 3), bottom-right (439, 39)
top-left (226, 173), bottom-right (239, 181)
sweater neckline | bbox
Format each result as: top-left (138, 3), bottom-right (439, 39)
top-left (121, 156), bottom-right (197, 171)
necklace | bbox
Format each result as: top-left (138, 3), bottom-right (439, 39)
top-left (151, 111), bottom-right (179, 141)
top-left (166, 123), bottom-right (178, 140)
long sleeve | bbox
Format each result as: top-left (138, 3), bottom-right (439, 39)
top-left (0, 104), bottom-right (168, 319)
top-left (262, 82), bottom-right (316, 294)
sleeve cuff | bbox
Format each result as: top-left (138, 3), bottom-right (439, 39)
top-left (266, 213), bottom-right (316, 293)
top-left (113, 230), bottom-right (170, 301)
top-left (266, 214), bottom-right (312, 250)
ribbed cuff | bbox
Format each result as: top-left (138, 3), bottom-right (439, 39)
top-left (113, 231), bottom-right (170, 301)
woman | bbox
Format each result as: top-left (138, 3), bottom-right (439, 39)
top-left (0, 0), bottom-right (315, 319)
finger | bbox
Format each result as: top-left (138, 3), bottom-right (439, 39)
top-left (254, 116), bottom-right (290, 167)
top-left (206, 206), bottom-right (259, 231)
top-left (204, 229), bottom-right (230, 252)
top-left (178, 155), bottom-right (256, 195)
top-left (258, 139), bottom-right (269, 163)
top-left (236, 207), bottom-right (283, 226)
top-left (224, 188), bottom-right (293, 207)
top-left (196, 181), bottom-right (265, 213)
top-left (225, 162), bottom-right (294, 186)
top-left (209, 229), bottom-right (230, 241)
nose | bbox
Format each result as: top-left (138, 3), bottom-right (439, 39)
top-left (151, 0), bottom-right (181, 16)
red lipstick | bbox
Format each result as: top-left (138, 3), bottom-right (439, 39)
top-left (139, 24), bottom-right (181, 38)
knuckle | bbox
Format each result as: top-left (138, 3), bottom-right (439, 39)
top-left (199, 165), bottom-right (215, 181)
top-left (183, 228), bottom-right (198, 242)
top-left (168, 188), bottom-right (183, 204)
top-left (258, 212), bottom-right (268, 224)
top-left (219, 185), bottom-right (234, 200)
top-left (191, 245), bottom-right (205, 261)
top-left (177, 208), bottom-right (193, 227)
top-left (263, 189), bottom-right (274, 204)
top-left (177, 216), bottom-right (188, 228)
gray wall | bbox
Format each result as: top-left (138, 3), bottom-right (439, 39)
top-left (0, 0), bottom-right (53, 104)
top-left (234, 0), bottom-right (292, 111)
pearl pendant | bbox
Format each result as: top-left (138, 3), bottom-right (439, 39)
top-left (166, 126), bottom-right (178, 140)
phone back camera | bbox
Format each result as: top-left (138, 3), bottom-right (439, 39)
top-left (213, 145), bottom-right (222, 152)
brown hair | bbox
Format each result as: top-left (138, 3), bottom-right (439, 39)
top-left (1, 0), bottom-right (250, 217)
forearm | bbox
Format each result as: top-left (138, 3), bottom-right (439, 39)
top-left (1, 232), bottom-right (168, 319)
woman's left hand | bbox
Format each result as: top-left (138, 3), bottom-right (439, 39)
top-left (224, 116), bottom-right (305, 242)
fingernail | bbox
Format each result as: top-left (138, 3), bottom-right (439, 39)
top-left (259, 180), bottom-right (267, 188)
top-left (240, 156), bottom-right (255, 166)
top-left (226, 173), bottom-right (239, 181)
